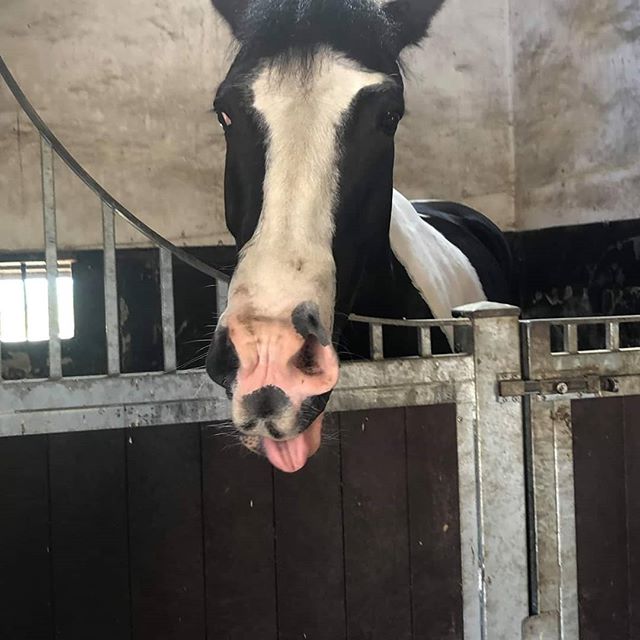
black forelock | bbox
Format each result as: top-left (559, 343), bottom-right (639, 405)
top-left (235, 0), bottom-right (399, 73)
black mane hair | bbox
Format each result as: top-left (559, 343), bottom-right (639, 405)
top-left (235, 0), bottom-right (400, 73)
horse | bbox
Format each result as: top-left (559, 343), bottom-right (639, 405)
top-left (205, 0), bottom-right (512, 473)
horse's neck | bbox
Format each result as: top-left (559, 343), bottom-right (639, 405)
top-left (351, 196), bottom-right (425, 319)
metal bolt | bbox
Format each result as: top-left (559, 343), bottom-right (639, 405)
top-left (556, 382), bottom-right (569, 395)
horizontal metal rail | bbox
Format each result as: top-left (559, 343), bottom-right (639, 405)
top-left (521, 314), bottom-right (640, 326)
top-left (0, 353), bottom-right (475, 436)
top-left (349, 313), bottom-right (472, 328)
top-left (0, 55), bottom-right (229, 283)
top-left (349, 313), bottom-right (473, 360)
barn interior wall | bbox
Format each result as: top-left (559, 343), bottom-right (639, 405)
top-left (0, 0), bottom-right (515, 252)
top-left (0, 0), bottom-right (638, 253)
top-left (510, 0), bottom-right (640, 230)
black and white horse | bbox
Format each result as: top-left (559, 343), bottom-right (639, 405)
top-left (206, 0), bottom-right (511, 472)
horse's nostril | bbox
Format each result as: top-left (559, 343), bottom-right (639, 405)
top-left (206, 327), bottom-right (239, 396)
top-left (291, 301), bottom-right (330, 346)
top-left (292, 336), bottom-right (322, 375)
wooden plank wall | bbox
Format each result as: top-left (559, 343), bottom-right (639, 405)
top-left (572, 397), bottom-right (640, 640)
top-left (0, 406), bottom-right (462, 640)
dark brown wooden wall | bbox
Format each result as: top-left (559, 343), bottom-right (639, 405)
top-left (0, 405), bottom-right (462, 640)
top-left (572, 397), bottom-right (640, 640)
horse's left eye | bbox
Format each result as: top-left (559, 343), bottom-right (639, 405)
top-left (217, 111), bottom-right (232, 129)
top-left (380, 111), bottom-right (401, 136)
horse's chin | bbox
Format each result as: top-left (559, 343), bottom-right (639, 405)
top-left (242, 415), bottom-right (324, 473)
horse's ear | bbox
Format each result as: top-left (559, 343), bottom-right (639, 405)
top-left (211, 0), bottom-right (250, 37)
top-left (382, 0), bottom-right (446, 53)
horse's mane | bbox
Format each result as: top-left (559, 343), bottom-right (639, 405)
top-left (235, 0), bottom-right (399, 72)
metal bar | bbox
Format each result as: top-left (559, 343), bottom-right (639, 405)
top-left (0, 352), bottom-right (476, 436)
top-left (529, 399), bottom-right (579, 639)
top-left (102, 200), bottom-right (120, 376)
top-left (417, 327), bottom-right (432, 357)
top-left (21, 262), bottom-right (29, 338)
top-left (530, 349), bottom-right (640, 380)
top-left (564, 324), bottom-right (578, 354)
top-left (0, 354), bottom-right (474, 415)
top-left (369, 324), bottom-right (384, 361)
top-left (41, 137), bottom-right (62, 379)
top-left (0, 371), bottom-right (230, 437)
top-left (522, 314), bottom-right (640, 327)
top-left (216, 279), bottom-right (229, 319)
top-left (606, 321), bottom-right (620, 351)
top-left (455, 303), bottom-right (528, 639)
top-left (0, 56), bottom-right (228, 283)
top-left (159, 247), bottom-right (177, 372)
top-left (350, 313), bottom-right (471, 329)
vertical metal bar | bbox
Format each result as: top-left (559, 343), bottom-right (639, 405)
top-left (369, 323), bottom-right (384, 361)
top-left (417, 327), bottom-right (432, 357)
top-left (529, 399), bottom-right (579, 639)
top-left (159, 247), bottom-right (177, 372)
top-left (606, 321), bottom-right (620, 351)
top-left (41, 137), bottom-right (62, 379)
top-left (455, 390), bottom-right (484, 640)
top-left (21, 262), bottom-right (29, 339)
top-left (216, 279), bottom-right (229, 320)
top-left (102, 200), bottom-right (121, 376)
top-left (454, 302), bottom-right (528, 640)
top-left (564, 324), bottom-right (578, 354)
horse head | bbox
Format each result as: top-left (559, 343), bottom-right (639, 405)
top-left (206, 0), bottom-right (446, 472)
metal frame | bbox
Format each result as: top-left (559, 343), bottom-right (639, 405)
top-left (0, 303), bottom-right (530, 640)
top-left (518, 316), bottom-right (640, 640)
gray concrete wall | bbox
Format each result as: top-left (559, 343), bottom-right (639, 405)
top-left (511, 0), bottom-right (640, 230)
top-left (0, 0), bottom-right (638, 252)
top-left (0, 0), bottom-right (515, 251)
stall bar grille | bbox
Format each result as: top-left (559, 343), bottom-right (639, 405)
top-left (0, 56), bottom-right (230, 383)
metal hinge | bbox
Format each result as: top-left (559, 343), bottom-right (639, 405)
top-left (499, 375), bottom-right (619, 398)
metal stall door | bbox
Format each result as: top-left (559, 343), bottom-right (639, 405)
top-left (0, 307), bottom-right (530, 640)
top-left (518, 316), bottom-right (640, 640)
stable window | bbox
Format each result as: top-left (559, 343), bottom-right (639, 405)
top-left (0, 260), bottom-right (75, 343)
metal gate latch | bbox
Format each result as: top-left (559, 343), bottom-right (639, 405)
top-left (499, 375), bottom-right (608, 398)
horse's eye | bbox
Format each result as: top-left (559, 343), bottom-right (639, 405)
top-left (380, 110), bottom-right (401, 136)
top-left (217, 111), bottom-right (232, 129)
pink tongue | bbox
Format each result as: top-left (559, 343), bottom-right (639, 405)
top-left (262, 416), bottom-right (323, 473)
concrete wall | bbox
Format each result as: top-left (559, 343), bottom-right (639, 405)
top-left (0, 0), bottom-right (515, 251)
top-left (0, 0), bottom-right (638, 251)
top-left (511, 0), bottom-right (640, 229)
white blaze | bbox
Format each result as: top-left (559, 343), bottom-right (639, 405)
top-left (226, 49), bottom-right (387, 329)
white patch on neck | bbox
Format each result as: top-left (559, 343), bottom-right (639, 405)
top-left (389, 190), bottom-right (486, 344)
top-left (227, 49), bottom-right (387, 329)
